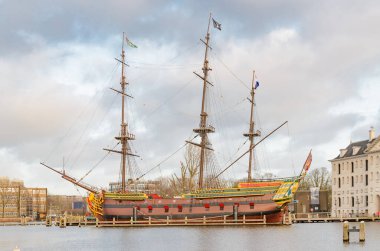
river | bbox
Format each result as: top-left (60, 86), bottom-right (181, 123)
top-left (0, 222), bottom-right (378, 250)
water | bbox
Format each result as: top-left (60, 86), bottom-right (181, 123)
top-left (0, 222), bottom-right (378, 251)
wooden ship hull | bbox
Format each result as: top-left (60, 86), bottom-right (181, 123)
top-left (100, 196), bottom-right (283, 223)
top-left (87, 180), bottom-right (303, 224)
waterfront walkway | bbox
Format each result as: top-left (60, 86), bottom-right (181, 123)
top-left (292, 213), bottom-right (380, 223)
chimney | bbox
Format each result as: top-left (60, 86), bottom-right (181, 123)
top-left (369, 127), bottom-right (375, 141)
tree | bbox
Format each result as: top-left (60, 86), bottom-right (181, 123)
top-left (299, 167), bottom-right (331, 190)
top-left (168, 144), bottom-right (199, 195)
top-left (0, 177), bottom-right (11, 218)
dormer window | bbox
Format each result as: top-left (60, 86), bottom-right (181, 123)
top-left (340, 149), bottom-right (347, 158)
top-left (352, 146), bottom-right (361, 155)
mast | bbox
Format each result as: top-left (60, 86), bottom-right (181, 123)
top-left (244, 70), bottom-right (261, 182)
top-left (189, 14), bottom-right (215, 189)
top-left (104, 33), bottom-right (138, 192)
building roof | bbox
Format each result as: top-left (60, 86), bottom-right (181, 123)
top-left (333, 139), bottom-right (370, 160)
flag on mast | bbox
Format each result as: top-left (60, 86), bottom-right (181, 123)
top-left (125, 36), bottom-right (138, 48)
top-left (212, 18), bottom-right (221, 30)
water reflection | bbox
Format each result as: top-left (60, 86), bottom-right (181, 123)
top-left (0, 222), bottom-right (378, 251)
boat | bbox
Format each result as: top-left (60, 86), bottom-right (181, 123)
top-left (41, 14), bottom-right (312, 224)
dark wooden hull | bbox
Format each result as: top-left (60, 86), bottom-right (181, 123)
top-left (99, 193), bottom-right (285, 224)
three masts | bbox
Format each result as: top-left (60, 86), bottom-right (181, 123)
top-left (42, 15), bottom-right (287, 195)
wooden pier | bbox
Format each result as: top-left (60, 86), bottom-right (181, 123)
top-left (292, 213), bottom-right (380, 223)
top-left (42, 214), bottom-right (295, 227)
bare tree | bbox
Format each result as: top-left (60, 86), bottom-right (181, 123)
top-left (0, 178), bottom-right (11, 218)
top-left (167, 144), bottom-right (200, 195)
top-left (300, 167), bottom-right (331, 190)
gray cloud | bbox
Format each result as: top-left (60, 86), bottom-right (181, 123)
top-left (1, 0), bottom-right (380, 193)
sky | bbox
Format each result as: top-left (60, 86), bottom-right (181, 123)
top-left (0, 0), bottom-right (379, 195)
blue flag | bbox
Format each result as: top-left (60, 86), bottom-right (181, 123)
top-left (254, 81), bottom-right (260, 89)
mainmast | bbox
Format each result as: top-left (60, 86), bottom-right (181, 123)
top-left (104, 33), bottom-right (138, 192)
top-left (243, 70), bottom-right (261, 182)
top-left (189, 14), bottom-right (215, 189)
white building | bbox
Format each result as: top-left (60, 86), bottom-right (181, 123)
top-left (330, 127), bottom-right (380, 217)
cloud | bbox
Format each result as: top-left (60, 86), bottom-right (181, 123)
top-left (1, 1), bottom-right (380, 193)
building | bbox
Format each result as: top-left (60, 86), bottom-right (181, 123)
top-left (47, 195), bottom-right (86, 216)
top-left (330, 127), bottom-right (380, 217)
top-left (0, 177), bottom-right (47, 220)
top-left (291, 189), bottom-right (331, 215)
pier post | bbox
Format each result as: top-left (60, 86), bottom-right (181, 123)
top-left (20, 216), bottom-right (26, 226)
top-left (185, 216), bottom-right (188, 225)
top-left (113, 217), bottom-right (115, 225)
top-left (149, 217), bottom-right (151, 225)
top-left (359, 221), bottom-right (365, 242)
top-left (46, 216), bottom-right (52, 227)
top-left (343, 221), bottom-right (349, 242)
top-left (130, 217), bottom-right (133, 225)
top-left (203, 216), bottom-right (206, 225)
top-left (84, 217), bottom-right (87, 226)
top-left (307, 213), bottom-right (311, 223)
top-left (263, 215), bottom-right (266, 224)
top-left (243, 215), bottom-right (246, 224)
top-left (95, 217), bottom-right (99, 227)
top-left (223, 215), bottom-right (227, 224)
top-left (133, 207), bottom-right (137, 222)
top-left (78, 217), bottom-right (81, 227)
top-left (59, 216), bottom-right (66, 228)
top-left (166, 216), bottom-right (169, 225)
top-left (288, 212), bottom-right (292, 225)
top-left (233, 205), bottom-right (238, 223)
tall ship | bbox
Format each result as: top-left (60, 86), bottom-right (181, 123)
top-left (42, 15), bottom-right (312, 224)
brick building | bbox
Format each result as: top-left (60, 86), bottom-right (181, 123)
top-left (0, 177), bottom-right (47, 220)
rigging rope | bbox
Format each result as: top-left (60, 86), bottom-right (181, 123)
top-left (43, 61), bottom-right (120, 164)
top-left (77, 142), bottom-right (120, 183)
top-left (211, 51), bottom-right (250, 91)
top-left (137, 135), bottom-right (198, 180)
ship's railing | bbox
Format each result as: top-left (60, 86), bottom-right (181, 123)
top-left (92, 214), bottom-right (268, 226)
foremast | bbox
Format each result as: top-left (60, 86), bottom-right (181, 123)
top-left (104, 33), bottom-right (138, 192)
top-left (243, 70), bottom-right (261, 182)
top-left (189, 14), bottom-right (215, 189)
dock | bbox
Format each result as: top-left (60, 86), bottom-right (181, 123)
top-left (44, 214), bottom-right (293, 227)
top-left (292, 213), bottom-right (380, 223)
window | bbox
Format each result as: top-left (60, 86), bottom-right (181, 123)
top-left (365, 196), bottom-right (368, 206)
top-left (351, 162), bottom-right (354, 173)
top-left (338, 197), bottom-right (341, 207)
top-left (366, 174), bottom-right (368, 186)
top-left (352, 197), bottom-right (355, 207)
top-left (351, 176), bottom-right (354, 187)
top-left (338, 178), bottom-right (341, 188)
top-left (219, 203), bottom-right (224, 210)
top-left (338, 164), bottom-right (341, 174)
top-left (365, 160), bottom-right (368, 171)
